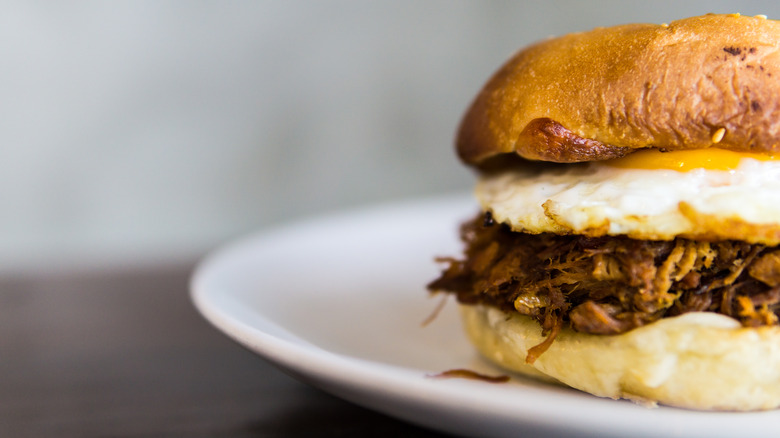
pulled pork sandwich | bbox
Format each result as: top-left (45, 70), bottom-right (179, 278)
top-left (429, 13), bottom-right (780, 411)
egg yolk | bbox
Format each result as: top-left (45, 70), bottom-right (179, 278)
top-left (604, 148), bottom-right (776, 171)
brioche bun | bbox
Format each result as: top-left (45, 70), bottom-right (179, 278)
top-left (458, 14), bottom-right (780, 165)
top-left (462, 304), bottom-right (780, 410)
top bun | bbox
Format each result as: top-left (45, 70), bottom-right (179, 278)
top-left (458, 14), bottom-right (780, 165)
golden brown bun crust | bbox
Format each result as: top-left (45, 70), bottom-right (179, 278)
top-left (458, 14), bottom-right (780, 165)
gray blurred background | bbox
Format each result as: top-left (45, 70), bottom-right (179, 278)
top-left (5, 1), bottom-right (780, 273)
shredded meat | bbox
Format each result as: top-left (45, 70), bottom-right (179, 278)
top-left (429, 213), bottom-right (780, 359)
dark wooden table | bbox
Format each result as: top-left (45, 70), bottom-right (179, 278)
top-left (0, 262), bottom-right (451, 437)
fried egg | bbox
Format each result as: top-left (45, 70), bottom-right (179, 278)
top-left (476, 148), bottom-right (780, 244)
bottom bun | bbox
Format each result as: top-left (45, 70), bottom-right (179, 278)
top-left (460, 304), bottom-right (780, 411)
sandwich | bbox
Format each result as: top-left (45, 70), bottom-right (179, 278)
top-left (428, 13), bottom-right (780, 410)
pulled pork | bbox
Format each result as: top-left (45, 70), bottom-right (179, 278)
top-left (429, 213), bottom-right (780, 360)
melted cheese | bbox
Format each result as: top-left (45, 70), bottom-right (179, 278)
top-left (605, 148), bottom-right (776, 172)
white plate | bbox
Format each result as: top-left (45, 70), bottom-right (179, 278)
top-left (191, 194), bottom-right (780, 438)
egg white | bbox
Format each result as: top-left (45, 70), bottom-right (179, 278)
top-left (476, 158), bottom-right (780, 244)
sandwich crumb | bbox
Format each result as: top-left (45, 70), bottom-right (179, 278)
top-left (712, 127), bottom-right (726, 143)
top-left (428, 368), bottom-right (510, 383)
top-left (421, 292), bottom-right (449, 327)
